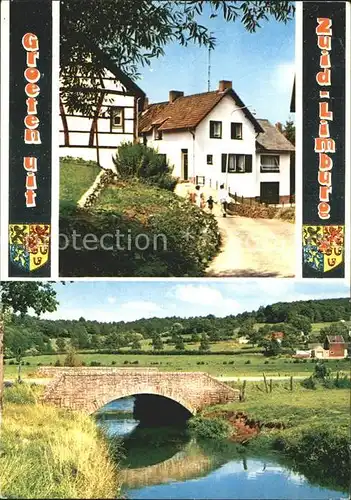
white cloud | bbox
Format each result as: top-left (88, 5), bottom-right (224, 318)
top-left (119, 301), bottom-right (162, 314)
top-left (271, 62), bottom-right (295, 93)
top-left (171, 284), bottom-right (240, 314)
top-left (107, 296), bottom-right (117, 304)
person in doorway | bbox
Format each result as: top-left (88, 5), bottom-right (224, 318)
top-left (218, 184), bottom-right (230, 217)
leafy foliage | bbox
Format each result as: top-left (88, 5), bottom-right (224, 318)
top-left (187, 416), bottom-right (232, 440)
top-left (60, 1), bottom-right (295, 114)
top-left (112, 142), bottom-right (177, 191)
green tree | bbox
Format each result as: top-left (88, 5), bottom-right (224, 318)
top-left (63, 348), bottom-right (82, 367)
top-left (288, 314), bottom-right (312, 334)
top-left (56, 338), bottom-right (66, 353)
top-left (60, 1), bottom-right (295, 115)
top-left (319, 322), bottom-right (349, 343)
top-left (131, 339), bottom-right (142, 350)
top-left (191, 332), bottom-right (201, 343)
top-left (282, 118), bottom-right (295, 145)
top-left (174, 336), bottom-right (185, 351)
top-left (0, 282), bottom-right (58, 426)
top-left (152, 334), bottom-right (164, 351)
top-left (199, 333), bottom-right (210, 352)
top-left (259, 338), bottom-right (282, 357)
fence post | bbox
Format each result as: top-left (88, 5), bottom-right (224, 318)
top-left (290, 376), bottom-right (293, 392)
top-left (263, 372), bottom-right (269, 393)
top-left (235, 192), bottom-right (237, 203)
top-left (240, 380), bottom-right (247, 402)
top-left (241, 195), bottom-right (244, 204)
top-left (269, 378), bottom-right (273, 393)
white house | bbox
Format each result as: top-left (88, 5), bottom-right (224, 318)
top-left (139, 80), bottom-right (294, 204)
top-left (59, 44), bottom-right (146, 169)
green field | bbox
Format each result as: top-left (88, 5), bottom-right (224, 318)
top-left (60, 159), bottom-right (101, 207)
top-left (4, 352), bottom-right (349, 379)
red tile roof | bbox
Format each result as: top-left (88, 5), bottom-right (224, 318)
top-left (139, 88), bottom-right (263, 134)
top-left (326, 335), bottom-right (346, 344)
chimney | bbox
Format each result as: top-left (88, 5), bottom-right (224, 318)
top-left (218, 80), bottom-right (232, 92)
top-left (142, 97), bottom-right (149, 111)
top-left (169, 90), bottom-right (184, 103)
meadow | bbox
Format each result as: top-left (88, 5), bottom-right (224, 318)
top-left (1, 384), bottom-right (120, 499)
top-left (4, 351), bottom-right (349, 379)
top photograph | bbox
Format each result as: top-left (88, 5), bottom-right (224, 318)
top-left (58, 1), bottom-right (296, 278)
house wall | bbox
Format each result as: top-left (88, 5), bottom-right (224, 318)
top-left (256, 152), bottom-right (291, 202)
top-left (143, 95), bottom-right (290, 200)
top-left (328, 344), bottom-right (346, 357)
top-left (60, 71), bottom-right (137, 170)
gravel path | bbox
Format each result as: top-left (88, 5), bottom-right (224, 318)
top-left (206, 214), bottom-right (295, 277)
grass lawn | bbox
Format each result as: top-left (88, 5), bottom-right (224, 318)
top-left (96, 180), bottom-right (181, 218)
top-left (214, 383), bottom-right (349, 429)
top-left (2, 385), bottom-right (119, 499)
top-left (60, 159), bottom-right (101, 207)
top-left (4, 352), bottom-right (349, 379)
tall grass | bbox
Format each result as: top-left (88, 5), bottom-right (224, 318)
top-left (1, 386), bottom-right (120, 499)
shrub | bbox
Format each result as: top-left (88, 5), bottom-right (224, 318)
top-left (54, 359), bottom-right (62, 367)
top-left (301, 376), bottom-right (316, 389)
top-left (59, 183), bottom-right (220, 277)
top-left (63, 348), bottom-right (82, 367)
top-left (111, 361), bottom-right (116, 365)
top-left (123, 360), bottom-right (129, 365)
top-left (9, 360), bottom-right (15, 366)
top-left (187, 416), bottom-right (232, 440)
top-left (245, 360), bottom-right (251, 364)
top-left (4, 384), bottom-right (38, 404)
top-left (112, 142), bottom-right (177, 191)
top-left (90, 361), bottom-right (101, 367)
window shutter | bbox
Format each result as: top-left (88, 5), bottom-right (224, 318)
top-left (210, 121), bottom-right (214, 138)
top-left (221, 154), bottom-right (227, 173)
top-left (231, 123), bottom-right (234, 139)
top-left (245, 155), bottom-right (252, 173)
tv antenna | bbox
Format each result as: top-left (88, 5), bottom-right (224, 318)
top-left (207, 34), bottom-right (213, 91)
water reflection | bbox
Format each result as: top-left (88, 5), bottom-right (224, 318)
top-left (95, 397), bottom-right (348, 500)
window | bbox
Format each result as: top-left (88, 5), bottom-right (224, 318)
top-left (196, 176), bottom-right (205, 186)
top-left (231, 122), bottom-right (242, 139)
top-left (110, 107), bottom-right (124, 131)
top-left (260, 155), bottom-right (280, 172)
top-left (154, 127), bottom-right (163, 140)
top-left (209, 121), bottom-right (222, 138)
top-left (207, 154), bottom-right (213, 165)
top-left (221, 154), bottom-right (252, 173)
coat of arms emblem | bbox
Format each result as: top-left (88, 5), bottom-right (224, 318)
top-left (302, 225), bottom-right (344, 273)
top-left (9, 224), bottom-right (50, 272)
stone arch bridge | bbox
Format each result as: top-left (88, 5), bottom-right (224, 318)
top-left (42, 370), bottom-right (240, 414)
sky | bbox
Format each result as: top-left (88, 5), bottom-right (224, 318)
top-left (40, 280), bottom-right (350, 323)
top-left (137, 6), bottom-right (295, 125)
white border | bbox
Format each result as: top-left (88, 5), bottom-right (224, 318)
top-left (50, 0), bottom-right (60, 278)
top-left (345, 1), bottom-right (350, 284)
top-left (0, 0), bottom-right (10, 280)
top-left (295, 1), bottom-right (303, 280)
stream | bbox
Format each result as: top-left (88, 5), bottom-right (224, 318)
top-left (95, 397), bottom-right (348, 500)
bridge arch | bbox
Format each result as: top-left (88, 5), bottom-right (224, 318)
top-left (89, 389), bottom-right (197, 416)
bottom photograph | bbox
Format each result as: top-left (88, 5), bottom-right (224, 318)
top-left (0, 279), bottom-right (349, 500)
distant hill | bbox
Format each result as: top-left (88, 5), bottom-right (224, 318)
top-left (5, 297), bottom-right (350, 357)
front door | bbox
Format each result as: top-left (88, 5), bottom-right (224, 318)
top-left (181, 149), bottom-right (188, 180)
top-left (260, 182), bottom-right (279, 204)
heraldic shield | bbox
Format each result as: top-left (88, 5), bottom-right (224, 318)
top-left (302, 225), bottom-right (344, 273)
top-left (9, 224), bottom-right (50, 272)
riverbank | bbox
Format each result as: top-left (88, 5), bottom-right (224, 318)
top-left (1, 384), bottom-right (120, 499)
top-left (204, 383), bottom-right (349, 490)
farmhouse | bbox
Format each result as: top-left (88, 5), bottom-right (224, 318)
top-left (139, 80), bottom-right (294, 204)
top-left (59, 43), bottom-right (146, 170)
top-left (323, 335), bottom-right (347, 359)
